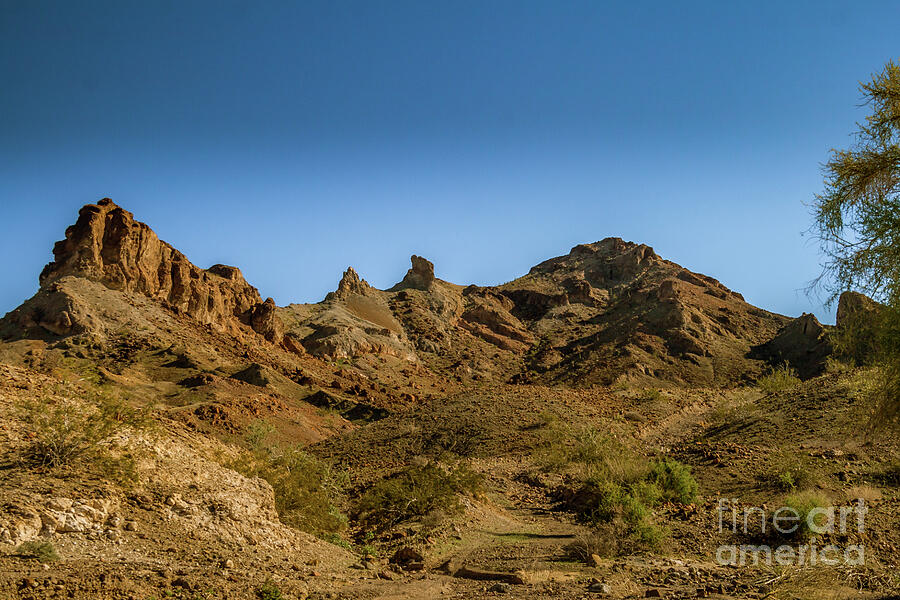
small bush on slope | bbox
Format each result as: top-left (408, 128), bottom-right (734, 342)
top-left (231, 421), bottom-right (348, 537)
top-left (15, 541), bottom-right (59, 563)
top-left (757, 363), bottom-right (801, 394)
top-left (353, 463), bottom-right (482, 530)
top-left (539, 422), bottom-right (697, 555)
top-left (18, 388), bottom-right (147, 486)
top-left (760, 447), bottom-right (817, 492)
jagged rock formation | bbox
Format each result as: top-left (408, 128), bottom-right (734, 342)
top-left (396, 255), bottom-right (436, 290)
top-left (751, 313), bottom-right (832, 379)
top-left (5, 199), bottom-right (285, 343)
top-left (282, 237), bottom-right (788, 386)
top-left (326, 267), bottom-right (372, 300)
top-left (2, 200), bottom-right (801, 387)
top-left (836, 290), bottom-right (882, 329)
top-left (492, 238), bottom-right (787, 385)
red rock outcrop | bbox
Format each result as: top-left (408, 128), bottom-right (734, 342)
top-left (37, 199), bottom-right (283, 340)
top-left (397, 255), bottom-right (435, 290)
top-left (327, 267), bottom-right (372, 300)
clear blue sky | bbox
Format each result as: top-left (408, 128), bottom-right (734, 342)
top-left (2, 1), bottom-right (898, 323)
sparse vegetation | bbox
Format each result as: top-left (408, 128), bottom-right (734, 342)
top-left (15, 540), bottom-right (60, 562)
top-left (640, 388), bottom-right (663, 402)
top-left (539, 421), bottom-right (695, 555)
top-left (646, 458), bottom-right (698, 504)
top-left (564, 529), bottom-right (618, 562)
top-left (418, 420), bottom-right (488, 458)
top-left (17, 388), bottom-right (146, 485)
top-left (354, 462), bottom-right (482, 530)
top-left (756, 363), bottom-right (801, 394)
top-left (231, 424), bottom-right (348, 537)
top-left (781, 491), bottom-right (831, 540)
top-left (255, 580), bottom-right (284, 600)
top-left (761, 448), bottom-right (817, 492)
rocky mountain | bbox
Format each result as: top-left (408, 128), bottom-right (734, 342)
top-left (2, 199), bottom-right (797, 392)
top-left (1, 200), bottom-right (898, 600)
top-left (282, 237), bottom-right (789, 388)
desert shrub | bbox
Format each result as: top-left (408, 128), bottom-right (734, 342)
top-left (538, 421), bottom-right (696, 555)
top-left (640, 388), bottom-right (663, 402)
top-left (354, 463), bottom-right (482, 530)
top-left (761, 448), bottom-right (816, 492)
top-left (843, 485), bottom-right (882, 503)
top-left (255, 580), bottom-right (284, 600)
top-left (646, 459), bottom-right (698, 504)
top-left (17, 390), bottom-right (146, 485)
top-left (568, 460), bottom-right (695, 554)
top-left (323, 533), bottom-right (352, 550)
top-left (780, 491), bottom-right (831, 540)
top-left (419, 420), bottom-right (488, 458)
top-left (15, 540), bottom-right (59, 562)
top-left (232, 442), bottom-right (348, 537)
top-left (539, 424), bottom-right (647, 482)
top-left (564, 529), bottom-right (618, 562)
top-left (757, 363), bottom-right (801, 394)
top-left (245, 419), bottom-right (276, 451)
top-left (572, 478), bottom-right (667, 554)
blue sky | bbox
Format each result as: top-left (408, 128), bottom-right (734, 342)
top-left (2, 1), bottom-right (898, 323)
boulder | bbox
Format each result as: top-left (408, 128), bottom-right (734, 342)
top-left (836, 291), bottom-right (882, 329)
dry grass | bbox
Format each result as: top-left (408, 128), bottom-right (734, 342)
top-left (757, 363), bottom-right (801, 394)
top-left (842, 485), bottom-right (882, 502)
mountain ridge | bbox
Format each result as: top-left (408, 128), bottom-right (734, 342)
top-left (1, 198), bottom-right (797, 390)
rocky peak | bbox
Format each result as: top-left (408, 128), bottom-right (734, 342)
top-left (529, 237), bottom-right (661, 281)
top-left (398, 255), bottom-right (436, 290)
top-left (751, 313), bottom-right (831, 379)
top-left (328, 267), bottom-right (372, 300)
top-left (34, 199), bottom-right (283, 341)
top-left (836, 290), bottom-right (882, 329)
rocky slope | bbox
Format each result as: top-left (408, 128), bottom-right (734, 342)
top-left (0, 199), bottom-right (830, 417)
top-left (0, 200), bottom-right (898, 600)
top-left (282, 238), bottom-right (789, 387)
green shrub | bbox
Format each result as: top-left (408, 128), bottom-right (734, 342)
top-left (15, 540), bottom-right (59, 562)
top-left (255, 580), bottom-right (284, 600)
top-left (538, 422), bottom-right (695, 555)
top-left (18, 390), bottom-right (147, 485)
top-left (781, 491), bottom-right (831, 540)
top-left (640, 388), bottom-right (663, 402)
top-left (245, 419), bottom-right (276, 451)
top-left (323, 533), bottom-right (352, 550)
top-left (647, 459), bottom-right (698, 504)
top-left (232, 444), bottom-right (348, 537)
top-left (539, 424), bottom-right (647, 482)
top-left (572, 478), bottom-right (667, 554)
top-left (757, 363), bottom-right (801, 394)
top-left (761, 448), bottom-right (816, 492)
top-left (354, 463), bottom-right (482, 529)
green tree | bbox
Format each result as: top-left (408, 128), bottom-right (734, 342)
top-left (814, 59), bottom-right (900, 424)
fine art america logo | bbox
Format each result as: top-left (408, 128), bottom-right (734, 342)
top-left (716, 498), bottom-right (867, 566)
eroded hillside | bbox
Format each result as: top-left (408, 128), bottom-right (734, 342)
top-left (0, 200), bottom-right (896, 600)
